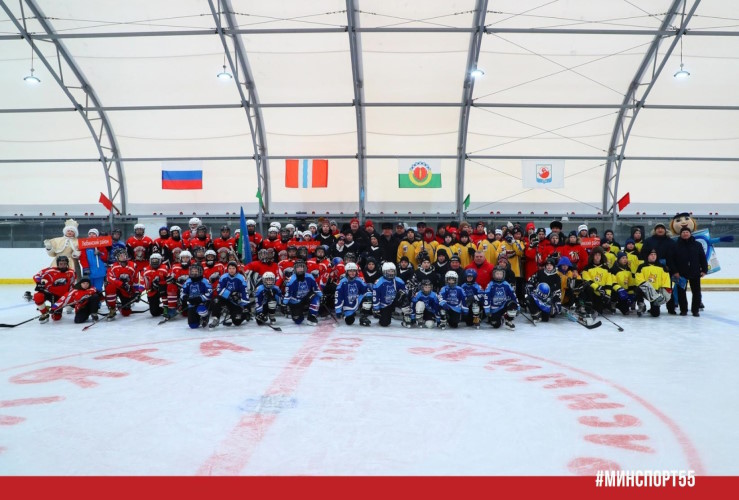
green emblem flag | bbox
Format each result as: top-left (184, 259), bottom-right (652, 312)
top-left (398, 159), bottom-right (442, 188)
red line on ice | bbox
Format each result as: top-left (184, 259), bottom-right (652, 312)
top-left (197, 325), bottom-right (334, 475)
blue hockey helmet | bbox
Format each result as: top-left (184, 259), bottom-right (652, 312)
top-left (332, 256), bottom-right (344, 267)
top-left (464, 268), bottom-right (478, 283)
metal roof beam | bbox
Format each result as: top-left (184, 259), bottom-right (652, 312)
top-left (602, 0), bottom-right (702, 221)
top-left (0, 0), bottom-right (127, 224)
top-left (207, 0), bottom-right (270, 227)
top-left (456, 0), bottom-right (488, 219)
top-left (7, 27), bottom-right (739, 40)
top-left (7, 102), bottom-right (739, 113)
top-left (346, 0), bottom-right (367, 222)
top-left (5, 154), bottom-right (739, 164)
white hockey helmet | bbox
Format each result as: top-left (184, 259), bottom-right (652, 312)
top-left (382, 261), bottom-right (396, 279)
top-left (204, 249), bottom-right (217, 258)
top-left (285, 223), bottom-right (295, 231)
top-left (246, 219), bottom-right (256, 226)
top-left (308, 223), bottom-right (318, 230)
top-left (134, 223), bottom-right (145, 230)
top-left (262, 271), bottom-right (276, 286)
top-left (445, 270), bottom-right (458, 284)
top-left (179, 250), bottom-right (192, 261)
top-left (149, 252), bottom-right (163, 264)
top-left (270, 221), bottom-right (282, 230)
top-left (189, 217), bottom-right (201, 226)
top-left (170, 225), bottom-right (181, 233)
top-left (345, 262), bottom-right (358, 273)
top-left (268, 226), bottom-right (278, 234)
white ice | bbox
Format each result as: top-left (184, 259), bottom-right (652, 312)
top-left (0, 284), bottom-right (737, 475)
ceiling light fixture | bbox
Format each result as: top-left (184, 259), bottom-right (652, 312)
top-left (673, 30), bottom-right (690, 79)
top-left (24, 43), bottom-right (40, 85)
top-left (470, 67), bottom-right (485, 78)
top-left (217, 54), bottom-right (232, 81)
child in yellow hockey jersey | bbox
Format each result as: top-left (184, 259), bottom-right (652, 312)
top-left (634, 248), bottom-right (672, 317)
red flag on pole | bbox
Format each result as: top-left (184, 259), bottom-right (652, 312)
top-left (99, 192), bottom-right (113, 211)
top-left (617, 192), bottom-right (630, 211)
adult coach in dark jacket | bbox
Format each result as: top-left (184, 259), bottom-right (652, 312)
top-left (672, 227), bottom-right (708, 316)
top-left (640, 222), bottom-right (677, 313)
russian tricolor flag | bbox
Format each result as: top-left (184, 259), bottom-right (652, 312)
top-left (162, 169), bottom-right (203, 190)
top-left (285, 159), bottom-right (328, 188)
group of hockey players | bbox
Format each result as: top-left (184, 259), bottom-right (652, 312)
top-left (31, 215), bottom-right (705, 330)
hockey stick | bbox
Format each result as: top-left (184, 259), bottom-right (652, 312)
top-left (320, 302), bottom-right (338, 324)
top-left (519, 310), bottom-right (538, 327)
top-left (0, 315), bottom-right (42, 328)
top-left (565, 309), bottom-right (602, 329)
top-left (83, 292), bottom-right (143, 331)
top-left (600, 313), bottom-right (624, 332)
top-left (2, 296), bottom-right (92, 328)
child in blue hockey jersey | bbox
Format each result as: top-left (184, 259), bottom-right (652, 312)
top-left (335, 262), bottom-right (373, 326)
top-left (254, 271), bottom-right (282, 326)
top-left (461, 268), bottom-right (485, 328)
top-left (372, 262), bottom-right (409, 327)
top-left (180, 264), bottom-right (212, 329)
top-left (484, 265), bottom-right (519, 330)
top-left (407, 279), bottom-right (441, 328)
top-left (209, 261), bottom-right (250, 329)
top-left (283, 260), bottom-right (322, 325)
top-left (438, 271), bottom-right (468, 329)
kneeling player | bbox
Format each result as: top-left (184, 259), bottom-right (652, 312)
top-left (32, 255), bottom-right (76, 323)
top-left (461, 269), bottom-right (485, 328)
top-left (181, 264), bottom-right (212, 329)
top-left (407, 279), bottom-right (440, 328)
top-left (283, 260), bottom-right (322, 326)
top-left (372, 262), bottom-right (409, 327)
top-left (484, 266), bottom-right (519, 330)
top-left (335, 263), bottom-right (373, 326)
top-left (51, 276), bottom-right (100, 324)
top-left (210, 261), bottom-right (249, 328)
top-left (438, 271), bottom-right (468, 329)
top-left (255, 271), bottom-right (282, 326)
top-left (526, 257), bottom-right (561, 323)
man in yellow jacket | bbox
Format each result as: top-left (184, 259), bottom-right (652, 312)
top-left (396, 228), bottom-right (419, 269)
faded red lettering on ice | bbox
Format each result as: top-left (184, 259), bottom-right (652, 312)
top-left (526, 373), bottom-right (588, 389)
top-left (95, 349), bottom-right (172, 366)
top-left (199, 340), bottom-right (253, 357)
top-left (585, 434), bottom-right (655, 453)
top-left (567, 457), bottom-right (622, 475)
top-left (559, 393), bottom-right (624, 411)
top-left (578, 414), bottom-right (641, 428)
top-left (9, 366), bottom-right (128, 388)
top-left (484, 358), bottom-right (541, 372)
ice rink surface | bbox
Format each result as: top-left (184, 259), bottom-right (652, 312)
top-left (0, 284), bottom-right (737, 476)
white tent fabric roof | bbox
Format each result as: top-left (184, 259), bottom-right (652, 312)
top-left (1, 0), bottom-right (738, 216)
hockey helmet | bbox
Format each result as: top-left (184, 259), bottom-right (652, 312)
top-left (262, 271), bottom-right (276, 287)
top-left (381, 261), bottom-right (396, 280)
top-left (445, 270), bottom-right (458, 286)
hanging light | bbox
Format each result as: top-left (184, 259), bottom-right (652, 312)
top-left (24, 42), bottom-right (40, 84)
top-left (673, 34), bottom-right (690, 79)
top-left (217, 54), bottom-right (232, 81)
top-left (470, 66), bottom-right (485, 78)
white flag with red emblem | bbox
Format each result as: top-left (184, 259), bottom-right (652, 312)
top-left (521, 159), bottom-right (565, 189)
